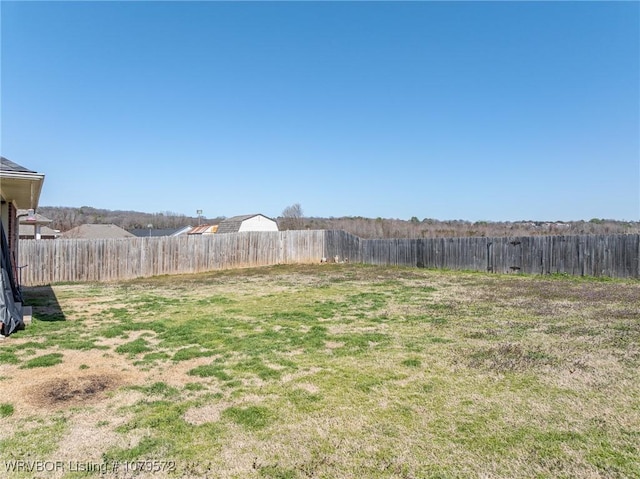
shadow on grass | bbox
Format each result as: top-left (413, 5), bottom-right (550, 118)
top-left (22, 285), bottom-right (66, 322)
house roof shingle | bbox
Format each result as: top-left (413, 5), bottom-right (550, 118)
top-left (18, 210), bottom-right (53, 225)
top-left (0, 157), bottom-right (37, 173)
top-left (0, 157), bottom-right (45, 209)
top-left (216, 214), bottom-right (273, 234)
top-left (128, 227), bottom-right (192, 237)
top-left (187, 225), bottom-right (218, 235)
top-left (60, 224), bottom-right (135, 239)
top-left (19, 224), bottom-right (60, 238)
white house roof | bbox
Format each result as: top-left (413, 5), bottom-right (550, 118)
top-left (216, 214), bottom-right (276, 234)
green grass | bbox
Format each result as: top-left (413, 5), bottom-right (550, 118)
top-left (115, 337), bottom-right (152, 355)
top-left (128, 381), bottom-right (180, 398)
top-left (7, 264), bottom-right (640, 478)
top-left (222, 405), bottom-right (274, 430)
top-left (172, 346), bottom-right (216, 361)
top-left (0, 350), bottom-right (20, 365)
top-left (0, 415), bottom-right (68, 460)
top-left (20, 352), bottom-right (63, 369)
top-left (187, 364), bottom-right (233, 381)
top-left (0, 403), bottom-right (14, 417)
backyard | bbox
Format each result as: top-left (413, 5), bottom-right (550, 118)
top-left (0, 264), bottom-right (638, 478)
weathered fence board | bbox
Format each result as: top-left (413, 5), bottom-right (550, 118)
top-left (17, 231), bottom-right (639, 286)
top-left (18, 231), bottom-right (325, 286)
top-left (343, 232), bottom-right (638, 278)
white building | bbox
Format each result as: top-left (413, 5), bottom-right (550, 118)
top-left (216, 214), bottom-right (278, 233)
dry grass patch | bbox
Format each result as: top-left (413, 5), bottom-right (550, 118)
top-left (183, 402), bottom-right (229, 426)
top-left (0, 348), bottom-right (143, 414)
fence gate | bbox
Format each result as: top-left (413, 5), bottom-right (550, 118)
top-left (507, 239), bottom-right (523, 273)
top-left (486, 241), bottom-right (493, 272)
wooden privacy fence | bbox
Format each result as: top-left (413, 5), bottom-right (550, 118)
top-left (18, 231), bottom-right (640, 285)
top-left (324, 231), bottom-right (640, 278)
top-left (18, 230), bottom-right (325, 286)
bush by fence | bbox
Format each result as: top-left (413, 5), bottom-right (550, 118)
top-left (18, 231), bottom-right (640, 286)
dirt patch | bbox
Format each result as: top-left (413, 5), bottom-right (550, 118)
top-left (29, 373), bottom-right (123, 408)
top-left (0, 348), bottom-right (145, 418)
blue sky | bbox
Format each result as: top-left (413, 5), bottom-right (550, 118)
top-left (1, 1), bottom-right (638, 222)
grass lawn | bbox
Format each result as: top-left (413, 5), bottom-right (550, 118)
top-left (0, 264), bottom-right (638, 478)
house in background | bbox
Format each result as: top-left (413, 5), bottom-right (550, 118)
top-left (18, 210), bottom-right (60, 239)
top-left (0, 157), bottom-right (45, 336)
top-left (216, 214), bottom-right (278, 234)
top-left (129, 226), bottom-right (193, 237)
top-left (60, 224), bottom-right (135, 239)
top-left (20, 224), bottom-right (60, 240)
top-left (187, 224), bottom-right (218, 235)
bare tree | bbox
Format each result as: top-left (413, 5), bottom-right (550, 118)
top-left (280, 203), bottom-right (304, 230)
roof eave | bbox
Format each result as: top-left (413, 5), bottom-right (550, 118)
top-left (0, 172), bottom-right (45, 209)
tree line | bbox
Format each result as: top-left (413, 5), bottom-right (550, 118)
top-left (301, 216), bottom-right (639, 238)
top-left (37, 206), bottom-right (225, 232)
top-left (38, 205), bottom-right (638, 239)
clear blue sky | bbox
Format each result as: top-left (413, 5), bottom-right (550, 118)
top-left (1, 1), bottom-right (638, 222)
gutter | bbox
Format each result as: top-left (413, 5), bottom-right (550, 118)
top-left (0, 171), bottom-right (45, 181)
